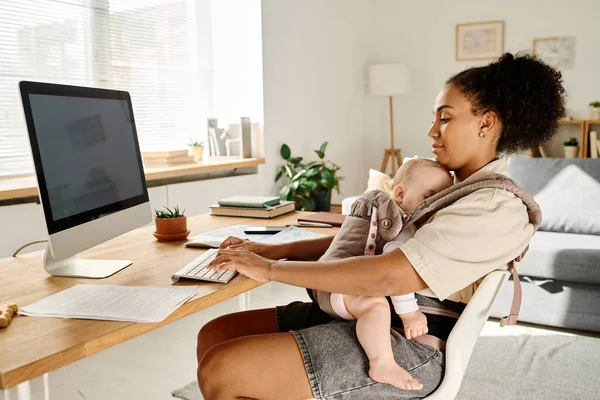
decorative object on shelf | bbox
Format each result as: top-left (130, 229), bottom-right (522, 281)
top-left (456, 21), bottom-right (504, 61)
top-left (188, 138), bottom-right (204, 162)
top-left (275, 142), bottom-right (343, 211)
top-left (563, 137), bottom-right (579, 159)
top-left (559, 116), bottom-right (574, 121)
top-left (533, 37), bottom-right (576, 69)
top-left (368, 63), bottom-right (411, 175)
top-left (590, 131), bottom-right (598, 159)
top-left (207, 117), bottom-right (253, 159)
top-left (589, 102), bottom-right (600, 120)
top-left (153, 206), bottom-right (189, 242)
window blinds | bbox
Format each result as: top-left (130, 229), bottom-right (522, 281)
top-left (0, 0), bottom-right (214, 178)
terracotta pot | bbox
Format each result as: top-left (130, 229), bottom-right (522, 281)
top-left (155, 217), bottom-right (187, 234)
top-left (190, 146), bottom-right (204, 162)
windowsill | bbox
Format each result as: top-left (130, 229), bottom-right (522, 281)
top-left (0, 157), bottom-right (265, 205)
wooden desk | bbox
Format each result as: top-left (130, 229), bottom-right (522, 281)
top-left (0, 212), bottom-right (329, 393)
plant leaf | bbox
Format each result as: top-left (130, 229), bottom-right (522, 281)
top-left (280, 144), bottom-right (291, 160)
top-left (289, 157), bottom-right (303, 165)
top-left (292, 169), bottom-right (307, 181)
top-left (321, 168), bottom-right (334, 182)
top-left (320, 142), bottom-right (328, 154)
top-left (284, 165), bottom-right (294, 178)
top-left (315, 150), bottom-right (325, 159)
top-left (275, 169), bottom-right (283, 182)
top-left (306, 167), bottom-right (319, 177)
top-left (299, 196), bottom-right (315, 211)
top-left (280, 185), bottom-right (291, 199)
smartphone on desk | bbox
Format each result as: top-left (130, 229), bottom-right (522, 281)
top-left (244, 226), bottom-right (287, 235)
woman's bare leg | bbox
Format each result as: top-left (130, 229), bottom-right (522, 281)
top-left (198, 332), bottom-right (313, 400)
top-left (197, 308), bottom-right (278, 363)
top-left (343, 295), bottom-right (423, 391)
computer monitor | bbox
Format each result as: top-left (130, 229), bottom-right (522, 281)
top-left (19, 81), bottom-right (152, 278)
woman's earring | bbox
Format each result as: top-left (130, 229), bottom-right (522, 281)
top-left (479, 132), bottom-right (485, 138)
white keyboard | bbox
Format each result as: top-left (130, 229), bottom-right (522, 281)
top-left (171, 249), bottom-right (237, 284)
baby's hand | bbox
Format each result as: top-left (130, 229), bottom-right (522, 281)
top-left (399, 309), bottom-right (428, 340)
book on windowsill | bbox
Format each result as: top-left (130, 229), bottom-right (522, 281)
top-left (298, 212), bottom-right (346, 227)
top-left (142, 154), bottom-right (194, 165)
top-left (218, 196), bottom-right (281, 208)
top-left (210, 201), bottom-right (295, 219)
top-left (141, 149), bottom-right (189, 159)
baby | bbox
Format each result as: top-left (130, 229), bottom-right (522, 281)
top-left (324, 159), bottom-right (453, 390)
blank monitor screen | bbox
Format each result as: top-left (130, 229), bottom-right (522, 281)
top-left (21, 82), bottom-right (149, 234)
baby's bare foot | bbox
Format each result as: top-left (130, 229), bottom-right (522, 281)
top-left (400, 309), bottom-right (428, 340)
top-left (369, 357), bottom-right (423, 391)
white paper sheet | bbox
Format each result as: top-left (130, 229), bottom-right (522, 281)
top-left (259, 226), bottom-right (326, 244)
top-left (20, 284), bottom-right (197, 323)
top-left (189, 224), bottom-right (272, 243)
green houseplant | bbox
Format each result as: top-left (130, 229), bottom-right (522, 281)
top-left (153, 205), bottom-right (189, 241)
top-left (590, 102), bottom-right (600, 120)
top-left (275, 142), bottom-right (343, 211)
top-left (188, 138), bottom-right (205, 162)
top-left (563, 137), bottom-right (579, 159)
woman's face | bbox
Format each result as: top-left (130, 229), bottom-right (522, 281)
top-left (428, 84), bottom-right (489, 172)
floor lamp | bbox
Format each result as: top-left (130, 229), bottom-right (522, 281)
top-left (368, 64), bottom-right (412, 176)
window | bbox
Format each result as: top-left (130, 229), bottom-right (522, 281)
top-left (0, 0), bottom-right (262, 178)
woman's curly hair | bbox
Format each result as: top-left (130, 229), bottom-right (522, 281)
top-left (447, 52), bottom-right (566, 154)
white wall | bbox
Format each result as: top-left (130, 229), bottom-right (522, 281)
top-left (371, 0), bottom-right (600, 158)
top-left (260, 0), bottom-right (381, 202)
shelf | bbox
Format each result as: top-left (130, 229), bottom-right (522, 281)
top-left (559, 120), bottom-right (584, 125)
top-left (0, 158), bottom-right (265, 204)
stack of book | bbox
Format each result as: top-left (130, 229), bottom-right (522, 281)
top-left (141, 150), bottom-right (195, 167)
top-left (210, 196), bottom-right (295, 219)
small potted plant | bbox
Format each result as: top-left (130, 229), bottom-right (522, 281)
top-left (590, 102), bottom-right (600, 121)
top-left (153, 205), bottom-right (189, 242)
top-left (189, 139), bottom-right (204, 162)
top-left (563, 137), bottom-right (579, 159)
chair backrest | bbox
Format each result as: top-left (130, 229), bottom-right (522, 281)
top-left (423, 270), bottom-right (510, 400)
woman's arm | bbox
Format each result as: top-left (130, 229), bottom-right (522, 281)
top-left (283, 235), bottom-right (335, 260)
top-left (271, 249), bottom-right (427, 296)
top-left (217, 235), bottom-right (335, 261)
top-left (211, 248), bottom-right (427, 297)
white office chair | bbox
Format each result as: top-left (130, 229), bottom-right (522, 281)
top-left (424, 270), bottom-right (510, 399)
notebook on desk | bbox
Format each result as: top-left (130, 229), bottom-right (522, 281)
top-left (298, 212), bottom-right (346, 227)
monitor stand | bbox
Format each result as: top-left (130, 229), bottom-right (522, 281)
top-left (43, 245), bottom-right (132, 278)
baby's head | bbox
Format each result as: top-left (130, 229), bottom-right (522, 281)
top-left (391, 159), bottom-right (453, 211)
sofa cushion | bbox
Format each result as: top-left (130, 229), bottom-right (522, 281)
top-left (508, 157), bottom-right (600, 235)
top-left (520, 231), bottom-right (600, 284)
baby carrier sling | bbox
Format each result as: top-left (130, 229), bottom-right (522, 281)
top-left (308, 173), bottom-right (542, 327)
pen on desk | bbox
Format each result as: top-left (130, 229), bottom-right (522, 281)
top-left (287, 222), bottom-right (333, 228)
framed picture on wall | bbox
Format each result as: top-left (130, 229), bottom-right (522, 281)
top-left (533, 37), bottom-right (576, 69)
top-left (456, 21), bottom-right (504, 61)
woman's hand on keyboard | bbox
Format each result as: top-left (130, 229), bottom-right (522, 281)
top-left (218, 236), bottom-right (284, 260)
top-left (208, 249), bottom-right (273, 283)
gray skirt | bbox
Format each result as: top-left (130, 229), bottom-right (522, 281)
top-left (276, 301), bottom-right (444, 400)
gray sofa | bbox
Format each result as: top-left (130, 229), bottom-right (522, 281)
top-left (490, 157), bottom-right (600, 332)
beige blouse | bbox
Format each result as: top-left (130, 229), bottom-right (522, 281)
top-left (399, 157), bottom-right (534, 303)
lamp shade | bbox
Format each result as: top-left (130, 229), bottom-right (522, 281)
top-left (368, 64), bottom-right (411, 96)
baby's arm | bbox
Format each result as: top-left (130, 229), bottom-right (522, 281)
top-left (384, 235), bottom-right (428, 340)
top-left (390, 294), bottom-right (428, 340)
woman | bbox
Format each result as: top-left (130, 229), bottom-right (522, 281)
top-left (196, 53), bottom-right (565, 399)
